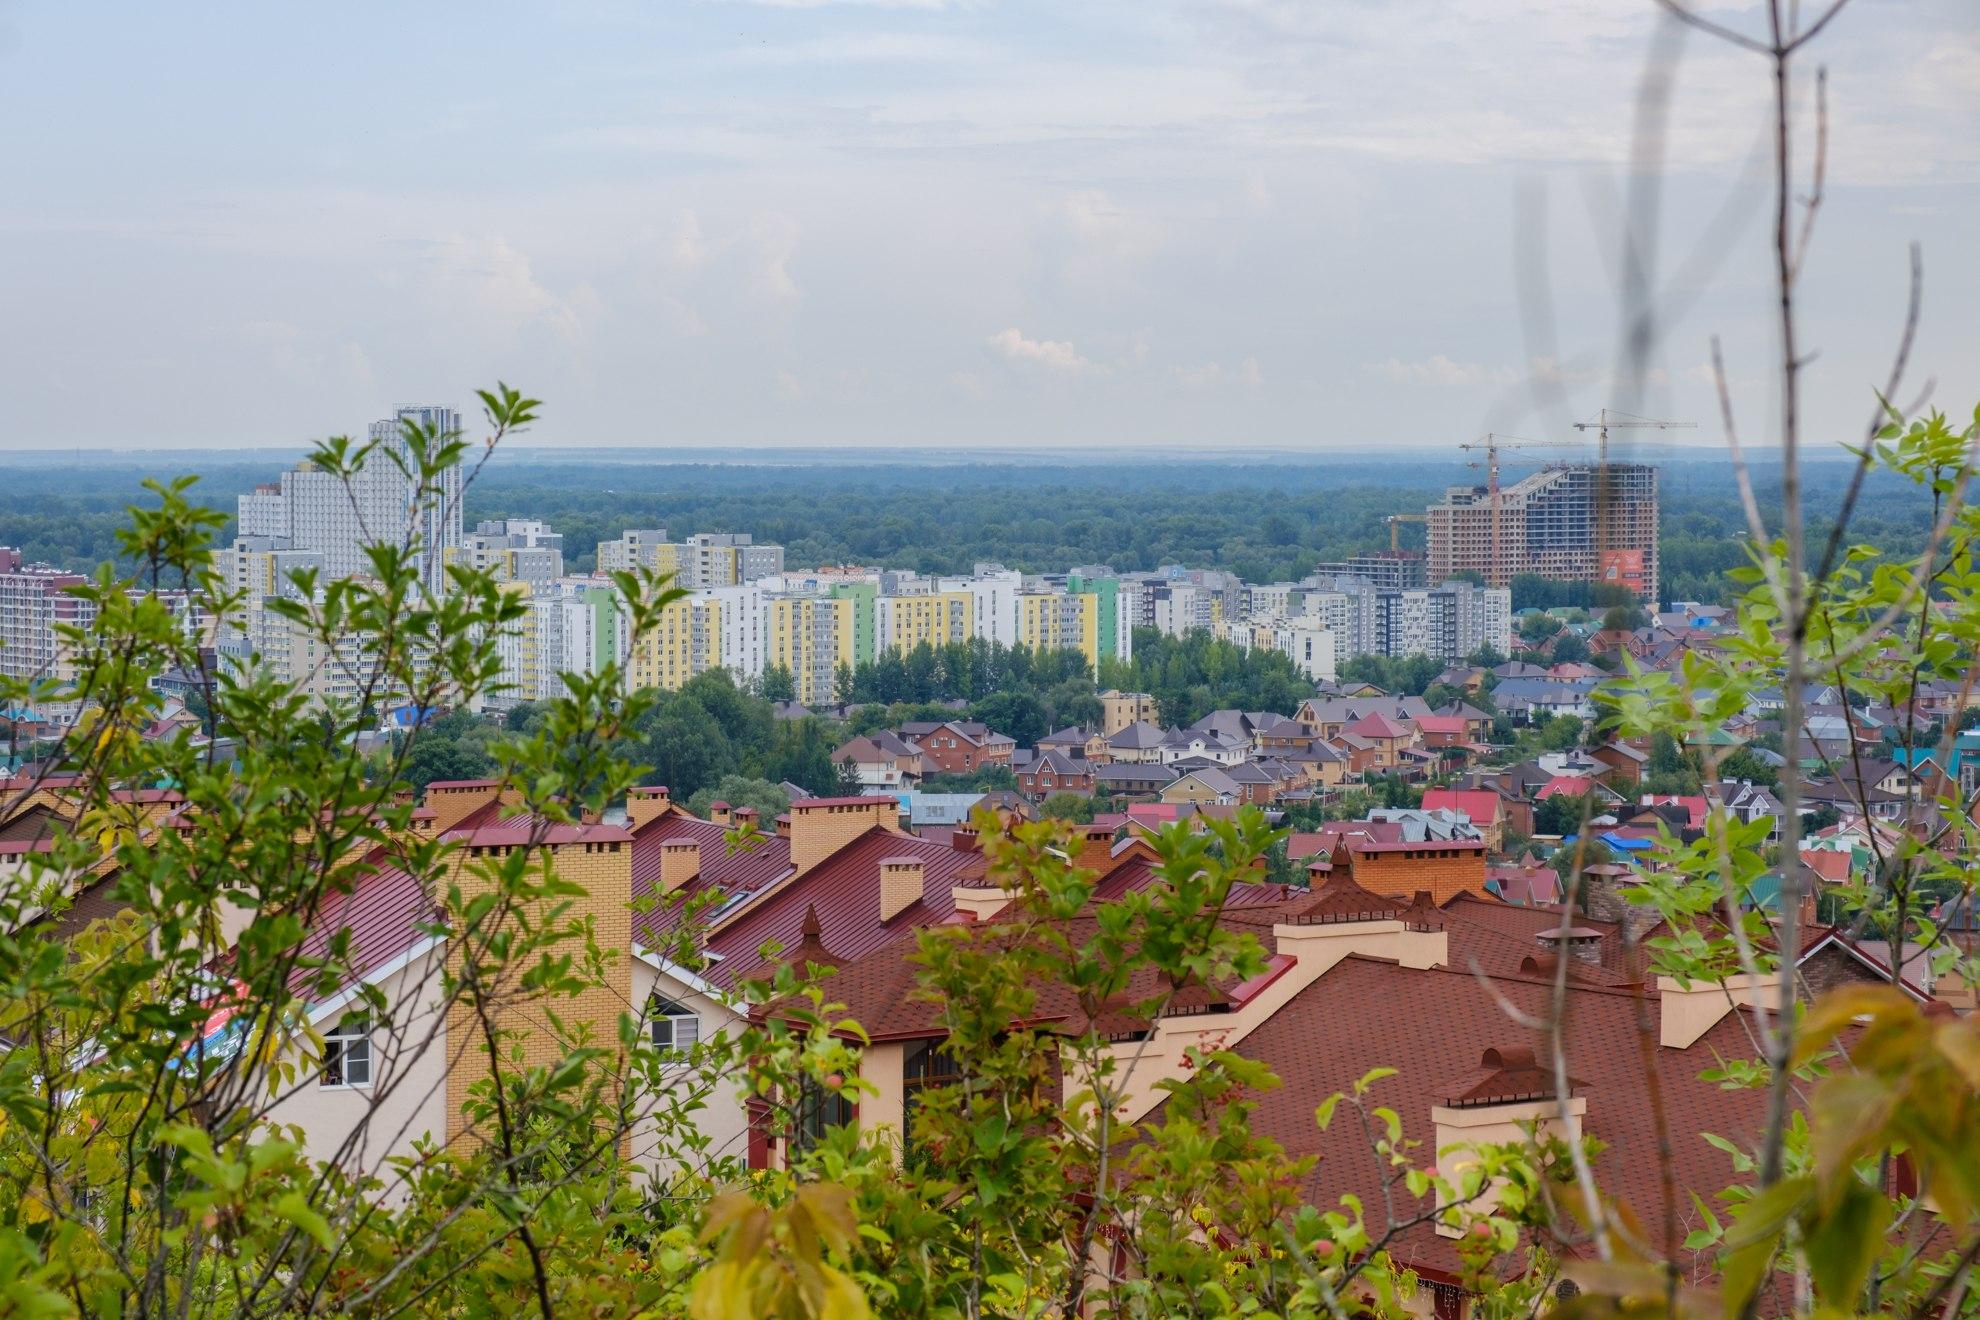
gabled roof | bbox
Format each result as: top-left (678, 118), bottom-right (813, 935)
top-left (697, 825), bottom-right (988, 988)
top-left (1170, 767), bottom-right (1242, 796)
top-left (1345, 711), bottom-right (1412, 740)
top-left (1108, 720), bottom-right (1170, 750)
top-left (631, 812), bottom-right (796, 950)
top-left (1025, 750), bottom-right (1090, 777)
top-left (1422, 789), bottom-right (1503, 824)
top-left (1413, 715), bottom-right (1468, 736)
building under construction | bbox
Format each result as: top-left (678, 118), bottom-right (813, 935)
top-left (1424, 463), bottom-right (1659, 601)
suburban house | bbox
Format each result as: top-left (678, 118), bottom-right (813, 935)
top-left (897, 720), bottom-right (1017, 775)
top-left (831, 730), bottom-right (925, 791)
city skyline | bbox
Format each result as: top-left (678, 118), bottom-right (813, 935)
top-left (0, 1), bottom-right (1972, 450)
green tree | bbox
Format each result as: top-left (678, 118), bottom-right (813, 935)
top-left (1036, 791), bottom-right (1098, 823)
top-left (758, 663), bottom-right (797, 703)
top-left (686, 775), bottom-right (790, 822)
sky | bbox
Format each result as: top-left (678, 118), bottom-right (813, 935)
top-left (0, 0), bottom-right (1973, 452)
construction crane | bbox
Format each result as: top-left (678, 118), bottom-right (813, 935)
top-left (1385, 513), bottom-right (1425, 552)
top-left (1455, 434), bottom-right (1581, 586)
top-left (1571, 409), bottom-right (1696, 567)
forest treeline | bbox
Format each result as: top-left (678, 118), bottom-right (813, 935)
top-left (0, 453), bottom-right (1933, 606)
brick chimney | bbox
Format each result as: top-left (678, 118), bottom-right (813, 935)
top-left (709, 800), bottom-right (733, 827)
top-left (444, 823), bottom-right (634, 1148)
top-left (879, 855), bottom-right (926, 922)
top-left (733, 806), bottom-right (760, 833)
top-left (1073, 821), bottom-right (1119, 872)
top-left (1432, 1046), bottom-right (1586, 1237)
top-left (625, 785), bottom-right (671, 832)
top-left (422, 778), bottom-right (502, 833)
top-left (789, 796), bottom-right (899, 874)
top-left (659, 838), bottom-right (701, 895)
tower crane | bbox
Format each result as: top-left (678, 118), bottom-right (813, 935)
top-left (1570, 408), bottom-right (1695, 566)
top-left (1455, 434), bottom-right (1581, 586)
top-left (1385, 513), bottom-right (1425, 552)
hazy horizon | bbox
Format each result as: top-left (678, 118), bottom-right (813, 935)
top-left (0, 2), bottom-right (1972, 452)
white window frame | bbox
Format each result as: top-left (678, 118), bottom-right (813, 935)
top-left (649, 996), bottom-right (701, 1056)
top-left (321, 1014), bottom-right (372, 1089)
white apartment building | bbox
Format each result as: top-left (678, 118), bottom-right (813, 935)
top-left (946, 566), bottom-right (1022, 647)
top-left (236, 406), bottom-right (464, 595)
top-left (0, 549), bottom-right (96, 683)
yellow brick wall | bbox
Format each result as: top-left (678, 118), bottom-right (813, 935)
top-left (443, 836), bottom-right (634, 1148)
top-left (786, 799), bottom-right (897, 875)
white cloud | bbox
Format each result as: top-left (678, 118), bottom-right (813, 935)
top-left (1371, 355), bottom-right (1517, 388)
top-left (986, 327), bottom-right (1097, 374)
top-left (1174, 356), bottom-right (1263, 388)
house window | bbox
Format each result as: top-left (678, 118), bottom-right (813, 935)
top-left (322, 1014), bottom-right (371, 1088)
top-left (648, 995), bottom-right (701, 1055)
top-left (903, 1040), bottom-right (963, 1111)
top-left (791, 1073), bottom-right (855, 1156)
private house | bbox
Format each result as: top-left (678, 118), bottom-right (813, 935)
top-left (831, 730), bottom-right (925, 791)
top-left (898, 720), bottom-right (1016, 776)
top-left (1017, 750), bottom-right (1094, 799)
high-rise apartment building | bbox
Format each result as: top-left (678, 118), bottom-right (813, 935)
top-left (1373, 580), bottom-right (1512, 663)
top-left (214, 540), bottom-right (381, 706)
top-left (237, 405), bottom-right (465, 594)
top-left (767, 595), bottom-right (853, 705)
top-left (875, 591), bottom-right (974, 654)
top-left (1306, 551), bottom-right (1427, 591)
top-left (1425, 463), bottom-right (1659, 600)
top-left (593, 530), bottom-right (784, 589)
top-left (0, 549), bottom-right (95, 682)
top-left (453, 519), bottom-right (565, 584)
top-left (628, 594), bottom-right (726, 695)
top-left (596, 529), bottom-right (669, 575)
top-left (1018, 591), bottom-right (1100, 669)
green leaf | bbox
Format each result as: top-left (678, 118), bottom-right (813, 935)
top-left (1803, 1181), bottom-right (1889, 1310)
top-left (274, 1191), bottom-right (337, 1252)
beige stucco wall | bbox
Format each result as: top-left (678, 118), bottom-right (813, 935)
top-left (857, 1041), bottom-right (909, 1154)
top-left (1658, 972), bottom-right (1779, 1048)
top-left (628, 956), bottom-right (751, 1181)
top-left (267, 940), bottom-right (450, 1195)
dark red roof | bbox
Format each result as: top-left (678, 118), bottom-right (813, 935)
top-left (1203, 955), bottom-right (1768, 1282)
top-left (630, 812), bottom-right (796, 949)
top-left (701, 826), bottom-right (986, 988)
top-left (291, 851), bottom-right (438, 996)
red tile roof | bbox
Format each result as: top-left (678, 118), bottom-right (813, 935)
top-left (1413, 715), bottom-right (1469, 737)
top-left (630, 812), bottom-right (796, 949)
top-left (291, 851), bottom-right (438, 997)
top-left (1536, 775), bottom-right (1601, 800)
top-left (1422, 789), bottom-right (1503, 824)
top-left (1196, 955), bottom-right (1768, 1283)
top-left (1345, 712), bottom-right (1412, 739)
top-left (700, 826), bottom-right (985, 988)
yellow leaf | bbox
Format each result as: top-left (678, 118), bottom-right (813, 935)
top-left (1935, 1020), bottom-right (1980, 1093)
